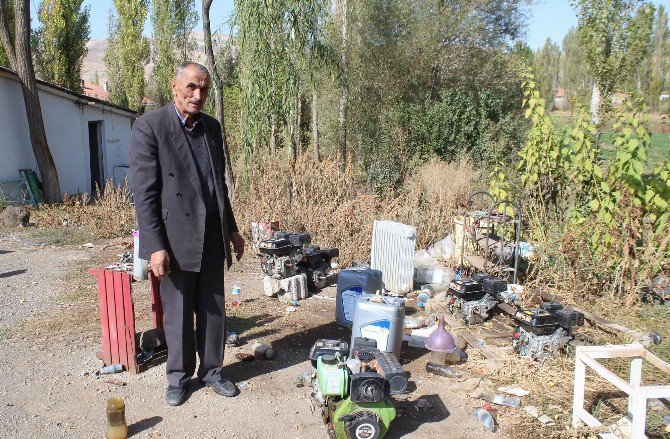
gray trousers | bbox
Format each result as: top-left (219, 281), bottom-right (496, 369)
top-left (160, 213), bottom-right (226, 387)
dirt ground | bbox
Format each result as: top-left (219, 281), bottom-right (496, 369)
top-left (0, 232), bottom-right (512, 439)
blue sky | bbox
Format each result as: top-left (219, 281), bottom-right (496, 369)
top-left (527, 0), bottom-right (670, 49)
top-left (36, 0), bottom-right (670, 49)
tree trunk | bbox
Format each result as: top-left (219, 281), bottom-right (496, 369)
top-left (296, 93), bottom-right (302, 154)
top-left (590, 82), bottom-right (601, 126)
top-left (0, 0), bottom-right (61, 203)
top-left (270, 113), bottom-right (276, 155)
top-left (311, 88), bottom-right (319, 163)
top-left (202, 0), bottom-right (235, 197)
top-left (337, 0), bottom-right (348, 173)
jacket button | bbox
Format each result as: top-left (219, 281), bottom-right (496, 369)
top-left (169, 172), bottom-right (175, 177)
top-left (177, 193), bottom-right (182, 198)
top-left (185, 212), bottom-right (191, 218)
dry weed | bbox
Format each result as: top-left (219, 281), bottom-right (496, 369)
top-left (232, 155), bottom-right (483, 265)
top-left (31, 180), bottom-right (135, 240)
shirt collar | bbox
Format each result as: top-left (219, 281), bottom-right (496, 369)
top-left (174, 103), bottom-right (201, 131)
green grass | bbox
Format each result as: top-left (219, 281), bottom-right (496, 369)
top-left (599, 131), bottom-right (670, 168)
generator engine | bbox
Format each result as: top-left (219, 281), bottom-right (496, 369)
top-left (257, 231), bottom-right (339, 289)
top-left (447, 275), bottom-right (505, 325)
top-left (309, 338), bottom-right (407, 439)
top-left (513, 303), bottom-right (584, 360)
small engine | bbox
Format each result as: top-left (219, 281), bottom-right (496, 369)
top-left (257, 231), bottom-right (339, 290)
top-left (309, 338), bottom-right (407, 439)
top-left (447, 275), bottom-right (505, 325)
top-left (513, 303), bottom-right (584, 360)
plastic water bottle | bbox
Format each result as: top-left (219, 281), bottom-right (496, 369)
top-left (417, 287), bottom-right (431, 308)
top-left (474, 406), bottom-right (495, 432)
top-left (231, 283), bottom-right (242, 308)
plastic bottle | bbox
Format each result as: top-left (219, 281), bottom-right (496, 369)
top-left (482, 393), bottom-right (521, 407)
top-left (474, 406), bottom-right (495, 432)
top-left (425, 362), bottom-right (461, 378)
top-left (417, 288), bottom-right (431, 308)
top-left (106, 397), bottom-right (128, 439)
top-left (231, 283), bottom-right (242, 308)
top-left (98, 364), bottom-right (123, 375)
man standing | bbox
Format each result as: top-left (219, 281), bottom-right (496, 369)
top-left (131, 62), bottom-right (244, 406)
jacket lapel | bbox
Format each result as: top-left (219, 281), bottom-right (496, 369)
top-left (167, 104), bottom-right (204, 202)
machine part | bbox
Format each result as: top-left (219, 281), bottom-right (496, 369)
top-left (514, 308), bottom-right (558, 335)
top-left (372, 351), bottom-right (408, 395)
top-left (448, 278), bottom-right (484, 299)
top-left (258, 232), bottom-right (338, 290)
top-left (481, 276), bottom-right (507, 297)
top-left (333, 399), bottom-right (396, 439)
top-left (540, 301), bottom-right (564, 313)
top-left (454, 293), bottom-right (499, 325)
top-left (555, 309), bottom-right (585, 329)
top-left (260, 254), bottom-right (297, 279)
top-left (340, 410), bottom-right (381, 439)
top-left (351, 337), bottom-right (379, 362)
top-left (350, 373), bottom-right (385, 403)
top-left (310, 339), bottom-right (349, 368)
top-left (515, 327), bottom-right (572, 360)
top-left (317, 355), bottom-right (349, 397)
top-left (258, 237), bottom-right (293, 255)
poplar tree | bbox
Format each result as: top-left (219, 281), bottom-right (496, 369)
top-left (104, 0), bottom-right (149, 111)
top-left (572, 0), bottom-right (655, 124)
top-left (33, 0), bottom-right (90, 92)
top-left (150, 0), bottom-right (197, 105)
top-left (533, 38), bottom-right (561, 108)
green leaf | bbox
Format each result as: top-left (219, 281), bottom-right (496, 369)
top-left (589, 199), bottom-right (600, 210)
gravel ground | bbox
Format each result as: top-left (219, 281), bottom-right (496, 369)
top-left (0, 233), bottom-right (510, 439)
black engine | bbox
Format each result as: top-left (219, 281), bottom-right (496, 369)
top-left (258, 231), bottom-right (339, 290)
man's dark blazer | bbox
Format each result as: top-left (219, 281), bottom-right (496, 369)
top-left (130, 102), bottom-right (238, 272)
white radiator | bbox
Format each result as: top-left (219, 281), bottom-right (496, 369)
top-left (371, 220), bottom-right (416, 295)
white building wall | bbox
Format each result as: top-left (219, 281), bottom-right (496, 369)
top-left (0, 74), bottom-right (134, 197)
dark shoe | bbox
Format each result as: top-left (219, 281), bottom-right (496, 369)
top-left (166, 385), bottom-right (187, 406)
top-left (200, 378), bottom-right (238, 397)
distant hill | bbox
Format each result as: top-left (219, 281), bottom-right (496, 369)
top-left (82, 32), bottom-right (230, 84)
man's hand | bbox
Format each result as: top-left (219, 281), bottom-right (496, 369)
top-left (230, 232), bottom-right (245, 261)
top-left (150, 250), bottom-right (171, 277)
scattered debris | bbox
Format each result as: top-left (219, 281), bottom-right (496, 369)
top-left (292, 372), bottom-right (313, 388)
top-left (101, 379), bottom-right (127, 387)
top-left (82, 242), bottom-right (94, 248)
top-left (524, 405), bottom-right (555, 426)
top-left (497, 386), bottom-right (530, 397)
top-left (425, 362), bottom-right (461, 378)
top-left (225, 332), bottom-right (240, 347)
top-left (238, 381), bottom-right (250, 389)
top-left (234, 353), bottom-right (255, 362)
top-left (94, 363), bottom-right (123, 377)
top-left (480, 393), bottom-right (520, 407)
top-left (474, 405), bottom-right (495, 432)
top-left (0, 205), bottom-right (30, 227)
top-left (286, 306), bottom-right (297, 313)
top-left (415, 397), bottom-right (434, 411)
top-left (251, 343), bottom-right (275, 360)
top-left (403, 315), bottom-right (427, 329)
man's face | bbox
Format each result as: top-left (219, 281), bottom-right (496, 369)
top-left (172, 66), bottom-right (211, 118)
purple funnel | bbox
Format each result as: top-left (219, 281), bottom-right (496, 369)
top-left (425, 315), bottom-right (456, 352)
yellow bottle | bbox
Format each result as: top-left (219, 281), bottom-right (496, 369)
top-left (106, 397), bottom-right (128, 439)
